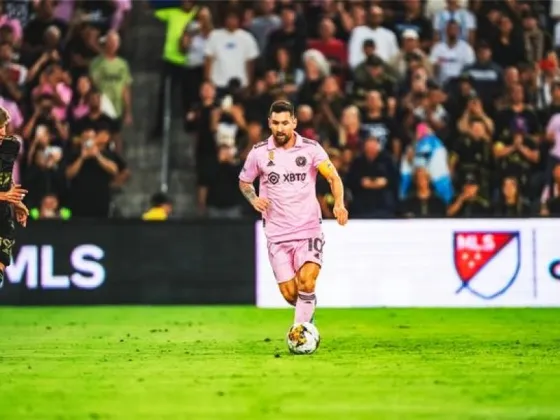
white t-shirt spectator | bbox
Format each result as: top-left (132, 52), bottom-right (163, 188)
top-left (187, 31), bottom-right (209, 68)
top-left (424, 0), bottom-right (468, 19)
top-left (552, 1), bottom-right (560, 19)
top-left (554, 22), bottom-right (560, 48)
top-left (204, 28), bottom-right (259, 88)
top-left (348, 25), bottom-right (399, 68)
top-left (430, 40), bottom-right (475, 85)
top-left (433, 8), bottom-right (476, 42)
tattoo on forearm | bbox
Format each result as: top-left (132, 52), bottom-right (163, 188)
top-left (240, 184), bottom-right (257, 202)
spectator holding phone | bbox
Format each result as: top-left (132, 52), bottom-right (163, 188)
top-left (64, 125), bottom-right (119, 218)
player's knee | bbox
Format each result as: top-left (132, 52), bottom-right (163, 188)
top-left (298, 263), bottom-right (320, 293)
top-left (298, 277), bottom-right (315, 293)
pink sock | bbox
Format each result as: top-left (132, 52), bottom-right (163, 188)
top-left (294, 292), bottom-right (316, 323)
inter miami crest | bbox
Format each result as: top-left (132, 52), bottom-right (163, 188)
top-left (295, 156), bottom-right (307, 167)
top-left (453, 231), bottom-right (521, 300)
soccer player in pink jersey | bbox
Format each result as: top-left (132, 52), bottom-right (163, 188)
top-left (239, 100), bottom-right (348, 324)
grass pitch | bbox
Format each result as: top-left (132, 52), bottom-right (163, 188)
top-left (0, 307), bottom-right (558, 419)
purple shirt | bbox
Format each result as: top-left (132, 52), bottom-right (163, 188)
top-left (239, 132), bottom-right (329, 243)
top-left (546, 114), bottom-right (560, 159)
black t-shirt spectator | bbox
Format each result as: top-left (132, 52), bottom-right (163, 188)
top-left (24, 145), bottom-right (65, 208)
top-left (24, 18), bottom-right (67, 49)
top-left (187, 102), bottom-right (219, 180)
top-left (297, 78), bottom-right (323, 109)
top-left (400, 194), bottom-right (447, 217)
top-left (392, 16), bottom-right (433, 45)
top-left (495, 107), bottom-right (540, 138)
top-left (346, 151), bottom-right (398, 217)
top-left (451, 135), bottom-right (493, 196)
top-left (451, 196), bottom-right (492, 217)
top-left (64, 25), bottom-right (100, 78)
top-left (79, 0), bottom-right (116, 33)
top-left (361, 115), bottom-right (399, 153)
top-left (490, 36), bottom-right (526, 69)
top-left (494, 135), bottom-right (538, 194)
top-left (65, 149), bottom-right (119, 217)
top-left (199, 159), bottom-right (242, 209)
top-left (267, 28), bottom-right (307, 67)
top-left (463, 61), bottom-right (503, 108)
top-left (494, 198), bottom-right (532, 216)
top-left (353, 76), bottom-right (396, 105)
top-left (4, 0), bottom-right (32, 27)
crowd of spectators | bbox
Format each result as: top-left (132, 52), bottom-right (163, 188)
top-left (1, 0), bottom-right (132, 220)
top-left (161, 0), bottom-right (560, 219)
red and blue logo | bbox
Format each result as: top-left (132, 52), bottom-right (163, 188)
top-left (453, 231), bottom-right (521, 300)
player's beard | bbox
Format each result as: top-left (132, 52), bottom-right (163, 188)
top-left (273, 132), bottom-right (291, 146)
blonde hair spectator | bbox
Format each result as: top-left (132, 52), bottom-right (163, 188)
top-left (302, 49), bottom-right (330, 76)
top-left (338, 105), bottom-right (362, 151)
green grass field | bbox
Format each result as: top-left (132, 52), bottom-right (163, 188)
top-left (0, 307), bottom-right (558, 420)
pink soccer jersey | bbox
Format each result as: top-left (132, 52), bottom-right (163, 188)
top-left (239, 132), bottom-right (329, 243)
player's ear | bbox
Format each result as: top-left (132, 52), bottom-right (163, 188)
top-left (292, 116), bottom-right (297, 128)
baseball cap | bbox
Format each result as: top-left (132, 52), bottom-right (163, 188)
top-left (402, 29), bottom-right (419, 40)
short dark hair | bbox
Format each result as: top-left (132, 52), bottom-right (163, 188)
top-left (151, 192), bottom-right (172, 207)
top-left (268, 100), bottom-right (294, 117)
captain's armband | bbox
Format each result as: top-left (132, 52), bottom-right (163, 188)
top-left (317, 159), bottom-right (337, 180)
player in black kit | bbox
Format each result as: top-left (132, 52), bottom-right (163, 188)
top-left (0, 107), bottom-right (29, 288)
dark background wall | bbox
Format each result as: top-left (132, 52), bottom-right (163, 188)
top-left (0, 221), bottom-right (255, 305)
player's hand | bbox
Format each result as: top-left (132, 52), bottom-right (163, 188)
top-left (14, 201), bottom-right (29, 227)
top-left (251, 197), bottom-right (270, 213)
top-left (333, 201), bottom-right (348, 226)
top-left (4, 184), bottom-right (27, 204)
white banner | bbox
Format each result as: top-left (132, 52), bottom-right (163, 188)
top-left (256, 219), bottom-right (560, 308)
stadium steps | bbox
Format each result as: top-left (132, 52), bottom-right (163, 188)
top-left (116, 2), bottom-right (198, 218)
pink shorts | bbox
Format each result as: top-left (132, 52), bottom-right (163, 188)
top-left (267, 235), bottom-right (325, 283)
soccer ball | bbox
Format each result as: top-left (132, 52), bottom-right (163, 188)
top-left (286, 322), bottom-right (320, 355)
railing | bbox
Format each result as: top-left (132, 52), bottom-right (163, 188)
top-left (160, 76), bottom-right (172, 193)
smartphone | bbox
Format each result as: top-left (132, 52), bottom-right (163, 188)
top-left (36, 125), bottom-right (47, 137)
top-left (221, 95), bottom-right (233, 111)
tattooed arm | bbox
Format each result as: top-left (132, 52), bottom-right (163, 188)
top-left (239, 145), bottom-right (269, 214)
top-left (239, 181), bottom-right (269, 213)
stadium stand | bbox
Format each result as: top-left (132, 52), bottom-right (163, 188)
top-left (12, 0), bottom-right (560, 219)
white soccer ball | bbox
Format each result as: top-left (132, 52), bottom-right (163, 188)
top-left (286, 322), bottom-right (320, 355)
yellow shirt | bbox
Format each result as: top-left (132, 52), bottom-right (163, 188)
top-left (142, 207), bottom-right (168, 221)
